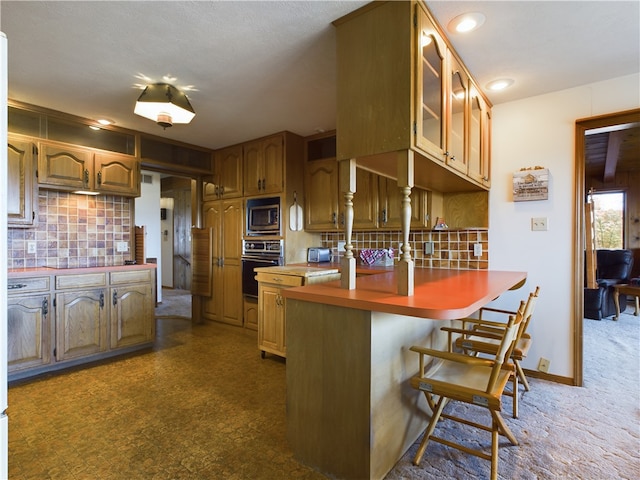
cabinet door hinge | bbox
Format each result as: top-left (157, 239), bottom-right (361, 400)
top-left (33, 145), bottom-right (38, 156)
top-left (53, 298), bottom-right (57, 308)
top-left (413, 11), bottom-right (417, 28)
top-left (32, 211), bottom-right (36, 220)
top-left (53, 348), bottom-right (57, 357)
top-left (413, 121), bottom-right (417, 136)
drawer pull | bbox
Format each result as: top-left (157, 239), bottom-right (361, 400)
top-left (272, 277), bottom-right (283, 283)
top-left (8, 283), bottom-right (28, 290)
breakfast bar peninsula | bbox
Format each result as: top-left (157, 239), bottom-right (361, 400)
top-left (282, 267), bottom-right (526, 480)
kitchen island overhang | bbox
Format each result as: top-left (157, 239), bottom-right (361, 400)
top-left (282, 267), bottom-right (527, 480)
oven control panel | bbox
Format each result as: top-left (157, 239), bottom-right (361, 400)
top-left (242, 239), bottom-right (283, 256)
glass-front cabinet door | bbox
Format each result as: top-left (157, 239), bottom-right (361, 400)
top-left (415, 6), bottom-right (447, 161)
top-left (447, 56), bottom-right (468, 174)
top-left (468, 80), bottom-right (490, 186)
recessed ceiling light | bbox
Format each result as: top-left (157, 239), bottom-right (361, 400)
top-left (96, 118), bottom-right (114, 125)
top-left (486, 78), bottom-right (515, 91)
top-left (448, 12), bottom-right (485, 34)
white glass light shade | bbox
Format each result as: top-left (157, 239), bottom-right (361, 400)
top-left (134, 83), bottom-right (195, 127)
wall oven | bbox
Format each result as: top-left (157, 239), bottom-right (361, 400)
top-left (246, 196), bottom-right (280, 235)
top-left (241, 239), bottom-right (283, 298)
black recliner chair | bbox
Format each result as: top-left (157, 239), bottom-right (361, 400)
top-left (584, 249), bottom-right (634, 320)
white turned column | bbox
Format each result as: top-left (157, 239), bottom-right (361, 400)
top-left (340, 158), bottom-right (357, 290)
top-left (397, 150), bottom-right (414, 296)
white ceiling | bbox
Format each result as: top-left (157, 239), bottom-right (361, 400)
top-left (1, 1), bottom-right (638, 151)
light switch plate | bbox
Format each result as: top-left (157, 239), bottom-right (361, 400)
top-left (27, 241), bottom-right (37, 254)
top-left (423, 242), bottom-right (434, 255)
top-left (116, 242), bottom-right (129, 252)
top-left (531, 217), bottom-right (548, 231)
top-left (473, 243), bottom-right (483, 257)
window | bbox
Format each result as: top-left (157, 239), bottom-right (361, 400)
top-left (592, 191), bottom-right (625, 249)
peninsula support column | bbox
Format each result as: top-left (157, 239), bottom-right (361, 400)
top-left (397, 150), bottom-right (414, 296)
top-left (340, 158), bottom-right (356, 290)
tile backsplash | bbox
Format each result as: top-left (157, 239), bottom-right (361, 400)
top-left (322, 229), bottom-right (489, 269)
top-left (8, 191), bottom-right (132, 269)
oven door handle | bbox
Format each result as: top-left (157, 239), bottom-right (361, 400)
top-left (242, 256), bottom-right (282, 264)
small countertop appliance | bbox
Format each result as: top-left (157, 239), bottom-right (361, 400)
top-left (307, 247), bottom-right (331, 263)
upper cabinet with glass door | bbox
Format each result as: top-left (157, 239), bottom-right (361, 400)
top-left (335, 1), bottom-right (491, 191)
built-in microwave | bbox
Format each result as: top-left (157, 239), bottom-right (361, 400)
top-left (246, 196), bottom-right (280, 235)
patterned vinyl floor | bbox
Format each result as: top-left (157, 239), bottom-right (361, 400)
top-left (8, 308), bottom-right (326, 480)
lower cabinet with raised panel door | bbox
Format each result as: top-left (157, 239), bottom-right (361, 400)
top-left (255, 266), bottom-right (340, 359)
top-left (7, 265), bottom-right (156, 381)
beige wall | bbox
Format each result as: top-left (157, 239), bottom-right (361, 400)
top-left (489, 73), bottom-right (640, 380)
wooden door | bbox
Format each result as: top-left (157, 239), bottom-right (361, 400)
top-left (380, 177), bottom-right (428, 229)
top-left (7, 137), bottom-right (37, 227)
top-left (202, 202), bottom-right (222, 321)
top-left (191, 227), bottom-right (213, 296)
top-left (94, 153), bottom-right (140, 196)
top-left (110, 284), bottom-right (154, 348)
top-left (7, 294), bottom-right (51, 372)
top-left (220, 199), bottom-right (243, 326)
top-left (305, 159), bottom-right (339, 231)
top-left (216, 145), bottom-right (243, 198)
top-left (258, 285), bottom-right (283, 355)
top-left (243, 140), bottom-right (262, 195)
top-left (39, 142), bottom-right (93, 190)
top-left (351, 168), bottom-right (379, 230)
top-left (55, 289), bottom-right (107, 361)
top-left (261, 135), bottom-right (284, 194)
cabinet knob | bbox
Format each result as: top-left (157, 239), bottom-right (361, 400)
top-left (42, 297), bottom-right (49, 316)
top-left (97, 171), bottom-right (102, 186)
top-left (83, 169), bottom-right (90, 186)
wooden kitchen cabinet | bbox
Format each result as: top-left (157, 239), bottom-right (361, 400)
top-left (201, 198), bottom-right (243, 326)
top-left (243, 134), bottom-right (284, 195)
top-left (335, 1), bottom-right (491, 192)
top-left (256, 268), bottom-right (340, 359)
top-left (54, 273), bottom-right (108, 361)
top-left (256, 271), bottom-right (304, 358)
top-left (8, 266), bottom-right (156, 381)
top-left (110, 269), bottom-right (155, 348)
top-left (205, 144), bottom-right (243, 200)
top-left (94, 152), bottom-right (140, 196)
top-left (7, 135), bottom-right (38, 227)
top-left (39, 140), bottom-right (140, 196)
top-left (378, 176), bottom-right (430, 229)
top-left (258, 283), bottom-right (289, 357)
top-left (305, 158), bottom-right (340, 231)
top-left (7, 276), bottom-right (52, 373)
top-left (243, 297), bottom-right (259, 331)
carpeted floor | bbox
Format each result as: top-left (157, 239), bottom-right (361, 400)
top-left (7, 290), bottom-right (640, 479)
top-left (388, 310), bottom-right (640, 479)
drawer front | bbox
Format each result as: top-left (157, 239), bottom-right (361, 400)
top-left (8, 276), bottom-right (50, 294)
top-left (56, 273), bottom-right (106, 290)
top-left (110, 269), bottom-right (153, 285)
top-left (255, 272), bottom-right (304, 287)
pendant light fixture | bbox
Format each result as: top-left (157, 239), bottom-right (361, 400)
top-left (134, 83), bottom-right (195, 128)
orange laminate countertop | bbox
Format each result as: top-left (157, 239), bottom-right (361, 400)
top-left (282, 267), bottom-right (527, 320)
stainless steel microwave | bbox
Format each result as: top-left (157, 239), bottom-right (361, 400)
top-left (246, 197), bottom-right (280, 235)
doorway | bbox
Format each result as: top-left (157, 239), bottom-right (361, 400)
top-left (574, 108), bottom-right (640, 386)
top-left (160, 176), bottom-right (195, 291)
